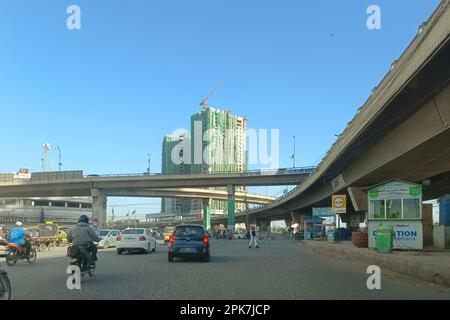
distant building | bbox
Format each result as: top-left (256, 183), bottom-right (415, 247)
top-left (0, 168), bottom-right (92, 226)
top-left (160, 133), bottom-right (200, 215)
top-left (0, 196), bottom-right (92, 226)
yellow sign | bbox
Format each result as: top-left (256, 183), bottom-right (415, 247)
top-left (332, 195), bottom-right (347, 213)
top-left (45, 221), bottom-right (54, 224)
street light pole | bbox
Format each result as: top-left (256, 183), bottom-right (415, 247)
top-left (292, 136), bottom-right (296, 169)
top-left (147, 153), bottom-right (151, 175)
top-left (57, 147), bottom-right (62, 171)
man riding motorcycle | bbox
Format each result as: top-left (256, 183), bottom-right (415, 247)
top-left (8, 221), bottom-right (32, 258)
top-left (68, 215), bottom-right (100, 268)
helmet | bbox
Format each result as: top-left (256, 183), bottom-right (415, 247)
top-left (78, 215), bottom-right (89, 223)
top-left (15, 221), bottom-right (23, 227)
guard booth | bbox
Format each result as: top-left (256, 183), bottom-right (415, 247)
top-left (367, 179), bottom-right (423, 250)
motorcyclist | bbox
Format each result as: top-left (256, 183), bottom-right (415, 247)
top-left (68, 215), bottom-right (100, 268)
top-left (8, 221), bottom-right (32, 258)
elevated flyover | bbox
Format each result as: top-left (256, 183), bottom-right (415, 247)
top-left (105, 188), bottom-right (275, 205)
top-left (213, 1), bottom-right (450, 228)
top-left (0, 167), bottom-right (314, 198)
top-left (0, 167), bottom-right (314, 227)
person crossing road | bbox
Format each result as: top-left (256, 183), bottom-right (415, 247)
top-left (248, 226), bottom-right (260, 249)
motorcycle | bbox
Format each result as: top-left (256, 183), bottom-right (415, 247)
top-left (66, 245), bottom-right (96, 277)
top-left (0, 240), bottom-right (12, 300)
top-left (5, 240), bottom-right (37, 266)
top-left (0, 263), bottom-right (11, 300)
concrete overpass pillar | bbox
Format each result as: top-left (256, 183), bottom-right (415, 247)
top-left (227, 185), bottom-right (236, 232)
top-left (347, 187), bottom-right (368, 212)
top-left (347, 186), bottom-right (369, 230)
top-left (202, 198), bottom-right (212, 230)
top-left (284, 216), bottom-right (293, 229)
top-left (440, 195), bottom-right (450, 225)
top-left (91, 189), bottom-right (107, 229)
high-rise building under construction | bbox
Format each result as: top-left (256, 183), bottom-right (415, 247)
top-left (190, 107), bottom-right (248, 213)
top-left (160, 133), bottom-right (201, 215)
top-left (161, 107), bottom-right (247, 216)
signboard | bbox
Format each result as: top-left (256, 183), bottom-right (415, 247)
top-left (332, 195), bottom-right (347, 213)
top-left (368, 180), bottom-right (422, 201)
top-left (313, 208), bottom-right (336, 226)
top-left (312, 207), bottom-right (335, 217)
top-left (368, 221), bottom-right (423, 250)
top-left (331, 174), bottom-right (346, 192)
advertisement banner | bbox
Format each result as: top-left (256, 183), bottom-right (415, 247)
top-left (368, 220), bottom-right (423, 250)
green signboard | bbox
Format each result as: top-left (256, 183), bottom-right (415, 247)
top-left (367, 180), bottom-right (422, 200)
top-left (409, 186), bottom-right (422, 197)
top-left (312, 208), bottom-right (334, 217)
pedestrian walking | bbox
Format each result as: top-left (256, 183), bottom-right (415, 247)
top-left (248, 226), bottom-right (259, 248)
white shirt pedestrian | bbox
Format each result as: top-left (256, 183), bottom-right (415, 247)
top-left (249, 227), bottom-right (259, 248)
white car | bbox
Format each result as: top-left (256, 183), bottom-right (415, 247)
top-left (96, 229), bottom-right (121, 249)
top-left (116, 228), bottom-right (156, 255)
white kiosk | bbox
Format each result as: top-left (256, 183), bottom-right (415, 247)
top-left (367, 179), bottom-right (423, 250)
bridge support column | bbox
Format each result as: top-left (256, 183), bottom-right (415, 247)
top-left (203, 198), bottom-right (212, 230)
top-left (227, 185), bottom-right (236, 232)
top-left (91, 189), bottom-right (107, 229)
top-left (347, 186), bottom-right (368, 230)
top-left (284, 215), bottom-right (293, 229)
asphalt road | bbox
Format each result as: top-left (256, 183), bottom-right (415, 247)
top-left (3, 239), bottom-right (450, 300)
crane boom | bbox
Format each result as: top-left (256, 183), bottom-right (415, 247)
top-left (199, 80), bottom-right (225, 111)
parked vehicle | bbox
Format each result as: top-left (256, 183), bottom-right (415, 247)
top-left (4, 240), bottom-right (37, 266)
top-left (66, 244), bottom-right (96, 278)
top-left (232, 232), bottom-right (246, 239)
top-left (28, 223), bottom-right (60, 252)
top-left (116, 228), bottom-right (156, 255)
top-left (168, 224), bottom-right (210, 263)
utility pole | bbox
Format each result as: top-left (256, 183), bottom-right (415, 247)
top-left (111, 208), bottom-right (115, 227)
top-left (132, 210), bottom-right (137, 228)
top-left (147, 153), bottom-right (151, 175)
top-left (57, 146), bottom-right (62, 171)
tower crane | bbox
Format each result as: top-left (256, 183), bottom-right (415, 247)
top-left (199, 80), bottom-right (225, 111)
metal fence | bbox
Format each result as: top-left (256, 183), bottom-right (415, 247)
top-left (89, 166), bottom-right (317, 178)
top-left (31, 171), bottom-right (83, 181)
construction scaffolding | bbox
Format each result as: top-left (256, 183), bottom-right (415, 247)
top-left (190, 107), bottom-right (248, 213)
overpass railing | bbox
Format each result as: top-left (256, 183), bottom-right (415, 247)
top-left (86, 166), bottom-right (317, 178)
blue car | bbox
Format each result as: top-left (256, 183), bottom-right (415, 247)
top-left (168, 224), bottom-right (210, 263)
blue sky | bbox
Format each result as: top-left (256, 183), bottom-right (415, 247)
top-left (0, 0), bottom-right (441, 218)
